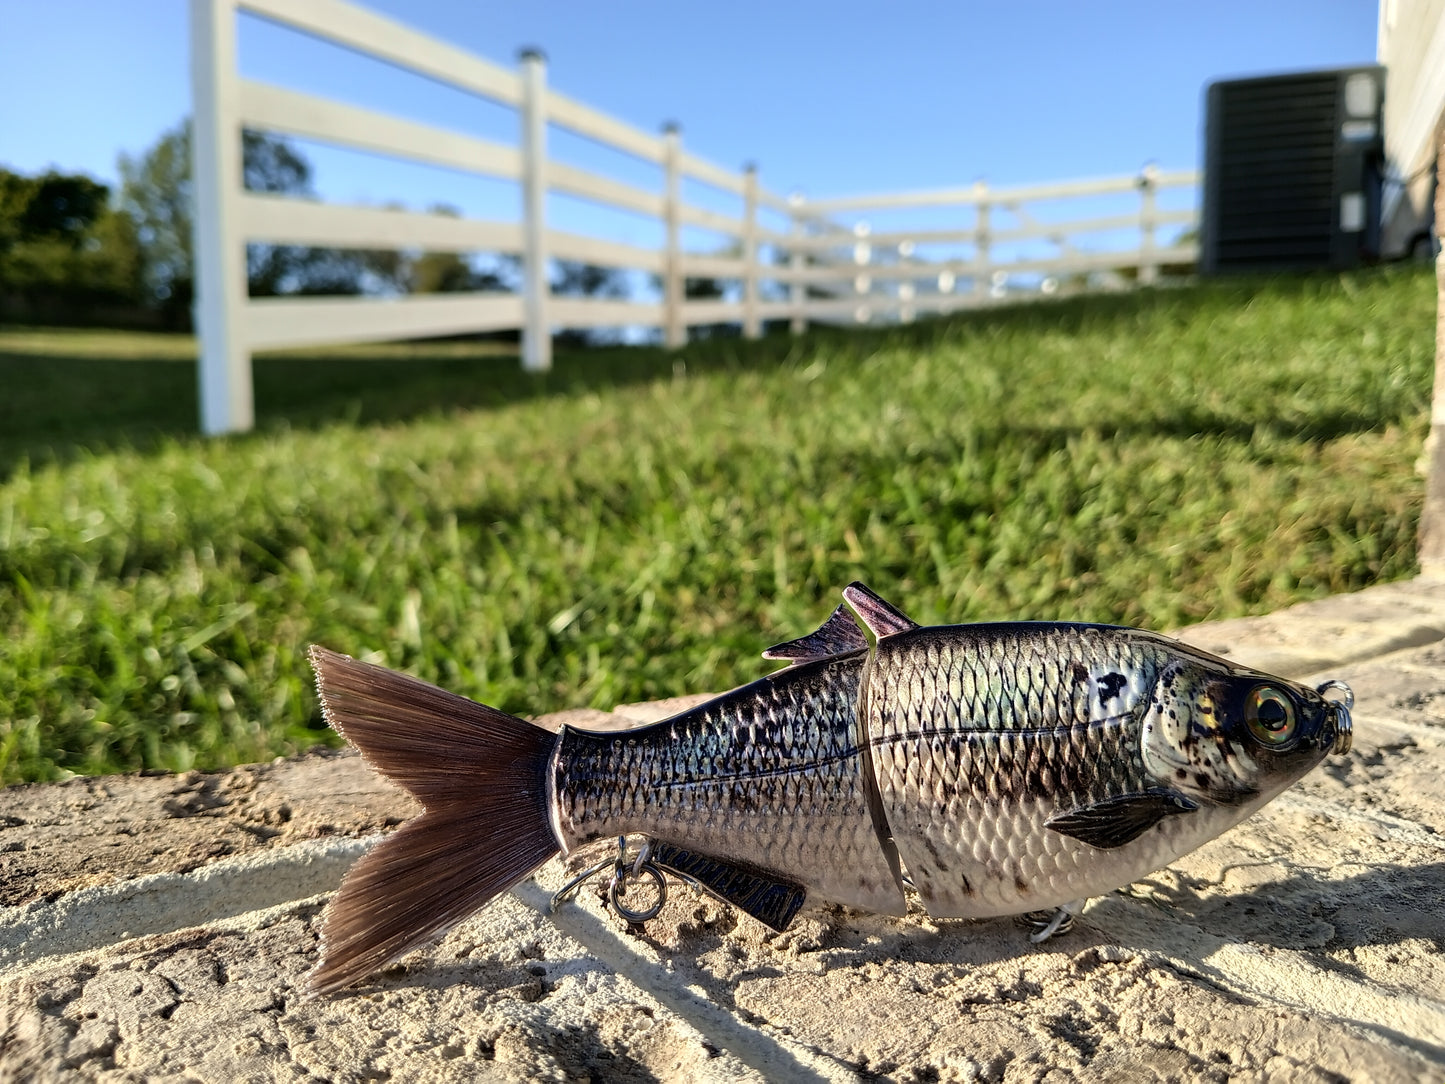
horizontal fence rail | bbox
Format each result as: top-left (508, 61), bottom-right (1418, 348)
top-left (785, 167), bottom-right (1200, 326)
top-left (191, 0), bottom-right (1201, 434)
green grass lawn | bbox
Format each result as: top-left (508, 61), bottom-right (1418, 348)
top-left (0, 268), bottom-right (1436, 783)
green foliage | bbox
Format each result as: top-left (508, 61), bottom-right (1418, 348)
top-left (0, 168), bottom-right (141, 312)
top-left (550, 259), bottom-right (630, 347)
top-left (116, 123), bottom-right (516, 311)
top-left (0, 207), bottom-right (142, 303)
top-left (3, 121), bottom-right (527, 329)
top-left (116, 119), bottom-right (407, 313)
top-left (117, 124), bottom-right (195, 313)
top-left (0, 170), bottom-right (109, 246)
top-left (0, 268), bottom-right (1434, 784)
top-left (403, 205), bottom-right (509, 295)
top-left (552, 259), bottom-right (628, 299)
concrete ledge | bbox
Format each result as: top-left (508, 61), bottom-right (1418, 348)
top-left (0, 837), bottom-right (375, 974)
top-left (1172, 576), bottom-right (1445, 678)
top-left (4, 584), bottom-right (1445, 1081)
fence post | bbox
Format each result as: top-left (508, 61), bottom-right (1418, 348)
top-left (519, 48), bottom-right (551, 372)
top-left (191, 0), bottom-right (252, 435)
top-left (898, 240), bottom-right (915, 325)
top-left (853, 221), bottom-right (871, 324)
top-left (662, 123), bottom-right (685, 349)
top-left (788, 193), bottom-right (806, 335)
top-left (972, 180), bottom-right (990, 300)
top-left (1138, 162), bottom-right (1159, 286)
top-left (742, 162), bottom-right (760, 339)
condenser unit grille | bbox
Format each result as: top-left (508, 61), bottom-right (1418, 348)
top-left (1202, 67), bottom-right (1383, 273)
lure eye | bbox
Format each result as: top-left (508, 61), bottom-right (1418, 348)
top-left (1245, 685), bottom-right (1296, 745)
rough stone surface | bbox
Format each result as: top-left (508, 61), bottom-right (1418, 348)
top-left (4, 583), bottom-right (1445, 1082)
top-left (1172, 576), bottom-right (1445, 679)
top-left (0, 701), bottom-right (687, 915)
top-left (0, 750), bottom-right (409, 910)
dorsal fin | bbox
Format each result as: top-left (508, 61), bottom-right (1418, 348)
top-left (842, 582), bottom-right (919, 639)
top-left (762, 604), bottom-right (868, 664)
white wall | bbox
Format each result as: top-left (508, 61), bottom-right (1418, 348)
top-left (1378, 0), bottom-right (1445, 255)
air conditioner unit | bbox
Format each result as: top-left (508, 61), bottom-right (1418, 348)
top-left (1201, 66), bottom-right (1384, 273)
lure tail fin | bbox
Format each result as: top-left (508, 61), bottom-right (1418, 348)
top-left (306, 646), bottom-right (560, 995)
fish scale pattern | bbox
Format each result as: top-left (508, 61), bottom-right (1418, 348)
top-left (552, 650), bottom-right (907, 915)
top-left (867, 624), bottom-right (1188, 917)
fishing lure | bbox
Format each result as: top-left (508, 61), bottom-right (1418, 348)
top-left (307, 582), bottom-right (1352, 993)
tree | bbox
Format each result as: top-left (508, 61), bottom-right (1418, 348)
top-left (553, 259), bottom-right (627, 300)
top-left (683, 271), bottom-right (735, 341)
top-left (238, 130), bottom-right (407, 297)
top-left (117, 126), bottom-right (193, 319)
top-left (240, 129), bottom-right (322, 297)
top-left (117, 119), bottom-right (393, 322)
top-left (550, 259), bottom-right (630, 347)
top-left (0, 168), bottom-right (143, 320)
top-left (0, 170), bottom-right (109, 250)
top-left (410, 250), bottom-right (475, 293)
top-left (405, 205), bottom-right (511, 294)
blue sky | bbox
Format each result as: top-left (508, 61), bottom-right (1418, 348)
top-left (0, 1), bottom-right (1378, 259)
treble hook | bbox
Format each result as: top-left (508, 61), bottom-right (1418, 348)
top-left (549, 835), bottom-right (669, 923)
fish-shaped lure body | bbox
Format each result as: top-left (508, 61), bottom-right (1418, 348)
top-left (307, 583), bottom-right (1352, 993)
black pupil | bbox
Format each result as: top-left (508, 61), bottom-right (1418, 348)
top-left (1257, 696), bottom-right (1289, 731)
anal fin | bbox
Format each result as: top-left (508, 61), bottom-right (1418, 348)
top-left (762, 605), bottom-right (868, 664)
top-left (1045, 789), bottom-right (1198, 850)
top-left (648, 841), bottom-right (807, 931)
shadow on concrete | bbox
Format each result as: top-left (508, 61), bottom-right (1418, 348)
top-left (1125, 858), bottom-right (1445, 953)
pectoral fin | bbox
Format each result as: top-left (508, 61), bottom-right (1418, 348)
top-left (1045, 789), bottom-right (1199, 850)
top-left (648, 841), bottom-right (807, 931)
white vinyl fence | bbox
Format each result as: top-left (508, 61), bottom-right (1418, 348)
top-left (191, 0), bottom-right (1199, 435)
top-left (786, 169), bottom-right (1199, 326)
